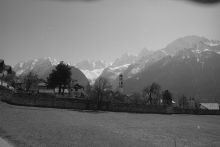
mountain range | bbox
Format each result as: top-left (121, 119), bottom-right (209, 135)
top-left (12, 35), bottom-right (220, 102)
top-left (13, 57), bottom-right (89, 87)
top-left (114, 36), bottom-right (220, 102)
top-left (74, 60), bottom-right (109, 84)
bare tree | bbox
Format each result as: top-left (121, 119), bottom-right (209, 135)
top-left (4, 71), bottom-right (16, 87)
top-left (23, 72), bottom-right (39, 92)
top-left (178, 95), bottom-right (188, 109)
top-left (143, 82), bottom-right (161, 105)
top-left (93, 77), bottom-right (112, 109)
top-left (129, 92), bottom-right (143, 105)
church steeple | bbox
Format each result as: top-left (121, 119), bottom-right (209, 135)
top-left (119, 73), bottom-right (123, 93)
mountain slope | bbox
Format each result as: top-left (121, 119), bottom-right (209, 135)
top-left (75, 60), bottom-right (109, 83)
top-left (122, 36), bottom-right (220, 102)
top-left (100, 53), bottom-right (138, 82)
top-left (13, 57), bottom-right (89, 86)
top-left (124, 49), bottom-right (220, 102)
top-left (13, 57), bottom-right (58, 79)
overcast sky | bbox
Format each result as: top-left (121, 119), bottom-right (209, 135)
top-left (1, 0), bottom-right (220, 65)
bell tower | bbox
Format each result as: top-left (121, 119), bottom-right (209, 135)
top-left (119, 73), bottom-right (123, 93)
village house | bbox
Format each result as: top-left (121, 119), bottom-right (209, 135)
top-left (38, 82), bottom-right (54, 94)
top-left (67, 83), bottom-right (85, 98)
top-left (200, 103), bottom-right (219, 110)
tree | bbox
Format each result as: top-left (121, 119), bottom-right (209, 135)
top-left (111, 91), bottom-right (127, 103)
top-left (23, 72), bottom-right (39, 92)
top-left (0, 60), bottom-right (4, 73)
top-left (0, 60), bottom-right (13, 86)
top-left (129, 92), bottom-right (143, 105)
top-left (162, 90), bottom-right (172, 105)
top-left (93, 77), bottom-right (112, 109)
top-left (4, 71), bottom-right (16, 87)
top-left (178, 95), bottom-right (188, 109)
top-left (84, 83), bottom-right (92, 98)
top-left (143, 82), bottom-right (161, 105)
top-left (47, 61), bottom-right (72, 95)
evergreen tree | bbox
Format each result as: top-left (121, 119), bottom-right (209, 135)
top-left (47, 61), bottom-right (72, 95)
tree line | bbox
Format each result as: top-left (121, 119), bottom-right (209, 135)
top-left (1, 60), bottom-right (200, 110)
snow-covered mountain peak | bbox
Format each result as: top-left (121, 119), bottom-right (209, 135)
top-left (44, 57), bottom-right (59, 66)
top-left (13, 57), bottom-right (59, 76)
top-left (75, 59), bottom-right (110, 83)
top-left (75, 59), bottom-right (109, 71)
top-left (111, 53), bottom-right (137, 67)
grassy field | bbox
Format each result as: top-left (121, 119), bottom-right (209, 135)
top-left (0, 101), bottom-right (220, 147)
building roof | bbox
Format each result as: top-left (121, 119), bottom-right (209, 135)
top-left (74, 83), bottom-right (84, 89)
top-left (200, 103), bottom-right (219, 110)
top-left (38, 82), bottom-right (47, 87)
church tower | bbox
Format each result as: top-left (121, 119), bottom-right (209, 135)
top-left (119, 73), bottom-right (123, 93)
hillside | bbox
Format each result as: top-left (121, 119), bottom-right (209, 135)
top-left (106, 36), bottom-right (220, 102)
top-left (13, 58), bottom-right (89, 87)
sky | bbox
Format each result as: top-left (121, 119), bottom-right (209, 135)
top-left (1, 0), bottom-right (220, 66)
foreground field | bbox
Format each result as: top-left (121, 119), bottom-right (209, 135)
top-left (0, 102), bottom-right (220, 147)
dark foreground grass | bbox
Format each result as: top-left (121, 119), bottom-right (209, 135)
top-left (0, 101), bottom-right (220, 147)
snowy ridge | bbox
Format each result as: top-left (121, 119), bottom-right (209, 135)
top-left (13, 57), bottom-right (58, 76)
top-left (109, 64), bottom-right (130, 71)
top-left (46, 57), bottom-right (59, 66)
top-left (81, 68), bottom-right (105, 84)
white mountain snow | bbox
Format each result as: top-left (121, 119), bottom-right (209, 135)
top-left (75, 60), bottom-right (110, 83)
top-left (13, 57), bottom-right (58, 77)
top-left (13, 35), bottom-right (220, 85)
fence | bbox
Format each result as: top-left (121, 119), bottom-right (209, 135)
top-left (1, 91), bottom-right (220, 115)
